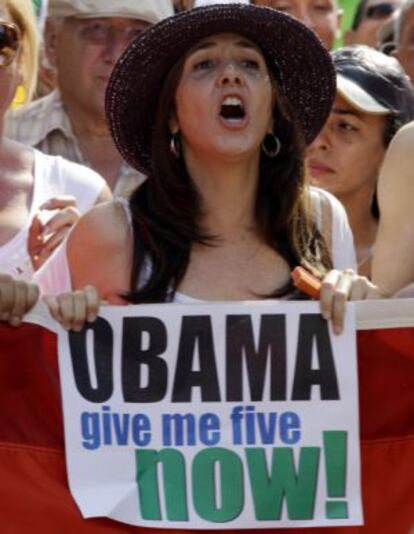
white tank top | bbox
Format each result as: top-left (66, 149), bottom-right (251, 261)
top-left (0, 149), bottom-right (106, 280)
top-left (35, 188), bottom-right (357, 297)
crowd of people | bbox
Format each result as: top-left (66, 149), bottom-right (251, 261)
top-left (0, 0), bottom-right (414, 334)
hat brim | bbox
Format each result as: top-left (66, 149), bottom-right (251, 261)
top-left (106, 4), bottom-right (336, 175)
top-left (337, 74), bottom-right (391, 115)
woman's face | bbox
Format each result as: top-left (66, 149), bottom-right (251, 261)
top-left (0, 5), bottom-right (22, 117)
top-left (171, 33), bottom-right (274, 163)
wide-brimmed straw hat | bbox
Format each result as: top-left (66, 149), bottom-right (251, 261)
top-left (106, 3), bottom-right (336, 175)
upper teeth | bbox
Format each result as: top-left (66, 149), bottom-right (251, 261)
top-left (222, 97), bottom-right (243, 107)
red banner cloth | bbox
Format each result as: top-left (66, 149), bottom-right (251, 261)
top-left (0, 323), bottom-right (413, 533)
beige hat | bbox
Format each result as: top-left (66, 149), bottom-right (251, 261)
top-left (48, 0), bottom-right (174, 23)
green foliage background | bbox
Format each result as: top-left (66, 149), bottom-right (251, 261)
top-left (337, 0), bottom-right (360, 46)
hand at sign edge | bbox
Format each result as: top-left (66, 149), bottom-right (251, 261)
top-left (0, 274), bottom-right (39, 326)
top-left (43, 285), bottom-right (101, 331)
top-left (320, 269), bottom-right (385, 335)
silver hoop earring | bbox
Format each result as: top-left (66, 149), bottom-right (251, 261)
top-left (170, 132), bottom-right (181, 158)
top-left (261, 133), bottom-right (281, 158)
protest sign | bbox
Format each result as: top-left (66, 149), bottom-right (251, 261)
top-left (57, 300), bottom-right (362, 529)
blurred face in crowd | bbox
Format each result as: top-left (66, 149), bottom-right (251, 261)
top-left (345, 0), bottom-right (403, 48)
top-left (253, 0), bottom-right (341, 49)
top-left (45, 16), bottom-right (150, 121)
top-left (394, 6), bottom-right (414, 82)
top-left (306, 94), bottom-right (387, 201)
top-left (170, 33), bottom-right (274, 163)
top-left (0, 5), bottom-right (22, 116)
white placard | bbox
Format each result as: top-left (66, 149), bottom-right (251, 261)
top-left (57, 300), bottom-right (363, 529)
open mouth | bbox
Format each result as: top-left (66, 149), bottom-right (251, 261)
top-left (219, 96), bottom-right (246, 120)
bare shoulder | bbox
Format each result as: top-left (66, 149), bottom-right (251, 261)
top-left (67, 200), bottom-right (133, 296)
top-left (68, 200), bottom-right (130, 251)
top-left (307, 186), bottom-right (346, 228)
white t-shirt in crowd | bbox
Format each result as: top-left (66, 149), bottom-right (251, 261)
top-left (0, 149), bottom-right (106, 280)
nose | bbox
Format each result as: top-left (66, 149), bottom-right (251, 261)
top-left (216, 61), bottom-right (244, 87)
top-left (308, 128), bottom-right (330, 152)
top-left (102, 31), bottom-right (132, 63)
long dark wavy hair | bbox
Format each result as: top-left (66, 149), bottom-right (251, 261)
top-left (125, 53), bottom-right (333, 303)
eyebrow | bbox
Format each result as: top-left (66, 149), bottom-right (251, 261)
top-left (332, 107), bottom-right (361, 118)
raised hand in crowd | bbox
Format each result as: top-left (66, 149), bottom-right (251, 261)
top-left (28, 196), bottom-right (82, 270)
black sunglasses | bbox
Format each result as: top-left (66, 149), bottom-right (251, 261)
top-left (0, 21), bottom-right (21, 67)
top-left (365, 3), bottom-right (396, 20)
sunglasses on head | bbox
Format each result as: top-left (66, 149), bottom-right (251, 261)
top-left (365, 3), bottom-right (395, 20)
top-left (0, 21), bottom-right (20, 67)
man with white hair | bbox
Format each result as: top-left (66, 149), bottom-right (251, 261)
top-left (6, 0), bottom-right (174, 197)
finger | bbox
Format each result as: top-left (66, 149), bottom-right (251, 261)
top-left (25, 283), bottom-right (40, 313)
top-left (319, 269), bottom-right (341, 320)
top-left (331, 271), bottom-right (355, 335)
top-left (28, 215), bottom-right (46, 270)
top-left (72, 290), bottom-right (88, 332)
top-left (37, 227), bottom-right (70, 259)
top-left (38, 196), bottom-right (77, 210)
top-left (349, 276), bottom-right (370, 301)
top-left (28, 214), bottom-right (44, 250)
top-left (84, 285), bottom-right (100, 323)
top-left (42, 207), bottom-right (81, 235)
top-left (43, 295), bottom-right (63, 324)
top-left (0, 275), bottom-right (15, 316)
top-left (57, 293), bottom-right (77, 330)
top-left (366, 281), bottom-right (386, 299)
top-left (9, 281), bottom-right (30, 326)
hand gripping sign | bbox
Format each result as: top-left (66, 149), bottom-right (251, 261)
top-left (54, 300), bottom-right (363, 529)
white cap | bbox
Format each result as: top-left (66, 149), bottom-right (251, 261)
top-left (48, 0), bottom-right (174, 24)
top-left (194, 0), bottom-right (249, 6)
top-left (336, 74), bottom-right (391, 115)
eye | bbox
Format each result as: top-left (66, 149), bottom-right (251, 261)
top-left (336, 120), bottom-right (358, 133)
top-left (241, 58), bottom-right (260, 70)
top-left (313, 2), bottom-right (333, 12)
top-left (193, 58), bottom-right (215, 71)
top-left (80, 22), bottom-right (109, 42)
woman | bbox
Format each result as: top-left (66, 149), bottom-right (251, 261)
top-left (38, 4), bottom-right (381, 333)
top-left (306, 45), bottom-right (414, 278)
top-left (0, 0), bottom-right (111, 280)
top-left (0, 0), bottom-right (111, 324)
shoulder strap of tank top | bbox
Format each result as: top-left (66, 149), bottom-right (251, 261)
top-left (116, 197), bottom-right (133, 228)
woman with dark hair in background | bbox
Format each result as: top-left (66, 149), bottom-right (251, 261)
top-left (307, 45), bottom-right (414, 277)
top-left (37, 4), bottom-right (381, 333)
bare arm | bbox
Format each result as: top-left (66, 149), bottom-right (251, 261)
top-left (28, 185), bottom-right (112, 271)
top-left (66, 201), bottom-right (133, 303)
top-left (372, 123), bottom-right (414, 295)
